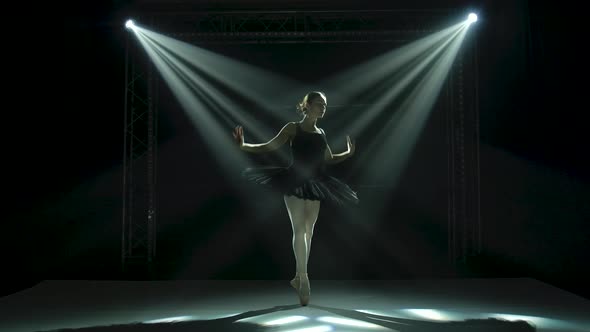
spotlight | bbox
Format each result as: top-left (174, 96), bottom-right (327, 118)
top-left (125, 19), bottom-right (135, 29)
top-left (467, 13), bottom-right (478, 24)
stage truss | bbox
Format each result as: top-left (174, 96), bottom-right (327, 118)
top-left (122, 9), bottom-right (481, 274)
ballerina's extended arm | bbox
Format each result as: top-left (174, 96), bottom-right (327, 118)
top-left (323, 131), bottom-right (355, 165)
top-left (234, 122), bottom-right (296, 153)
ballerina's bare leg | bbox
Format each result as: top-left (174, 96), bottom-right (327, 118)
top-left (304, 199), bottom-right (320, 264)
top-left (284, 195), bottom-right (308, 275)
top-left (284, 195), bottom-right (321, 305)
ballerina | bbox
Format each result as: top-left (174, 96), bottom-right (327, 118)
top-left (233, 91), bottom-right (358, 306)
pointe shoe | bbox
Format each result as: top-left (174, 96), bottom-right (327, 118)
top-left (297, 273), bottom-right (310, 306)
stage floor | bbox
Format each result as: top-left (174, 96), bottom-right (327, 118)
top-left (1, 278), bottom-right (588, 332)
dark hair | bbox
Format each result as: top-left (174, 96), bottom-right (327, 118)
top-left (296, 91), bottom-right (326, 114)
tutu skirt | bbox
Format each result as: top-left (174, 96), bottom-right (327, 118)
top-left (242, 166), bottom-right (359, 206)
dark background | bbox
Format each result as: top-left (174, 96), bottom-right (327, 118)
top-left (3, 0), bottom-right (588, 300)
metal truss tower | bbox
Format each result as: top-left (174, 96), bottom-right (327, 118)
top-left (447, 36), bottom-right (481, 263)
top-left (122, 28), bottom-right (158, 275)
top-left (122, 9), bottom-right (480, 274)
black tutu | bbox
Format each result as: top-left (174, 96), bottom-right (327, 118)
top-left (241, 122), bottom-right (359, 206)
top-left (242, 166), bottom-right (359, 206)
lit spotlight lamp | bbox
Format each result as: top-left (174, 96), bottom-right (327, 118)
top-left (125, 19), bottom-right (135, 29)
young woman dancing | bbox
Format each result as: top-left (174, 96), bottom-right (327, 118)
top-left (232, 91), bottom-right (359, 306)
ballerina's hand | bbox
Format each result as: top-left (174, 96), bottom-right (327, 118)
top-left (346, 135), bottom-right (355, 156)
top-left (233, 125), bottom-right (244, 148)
